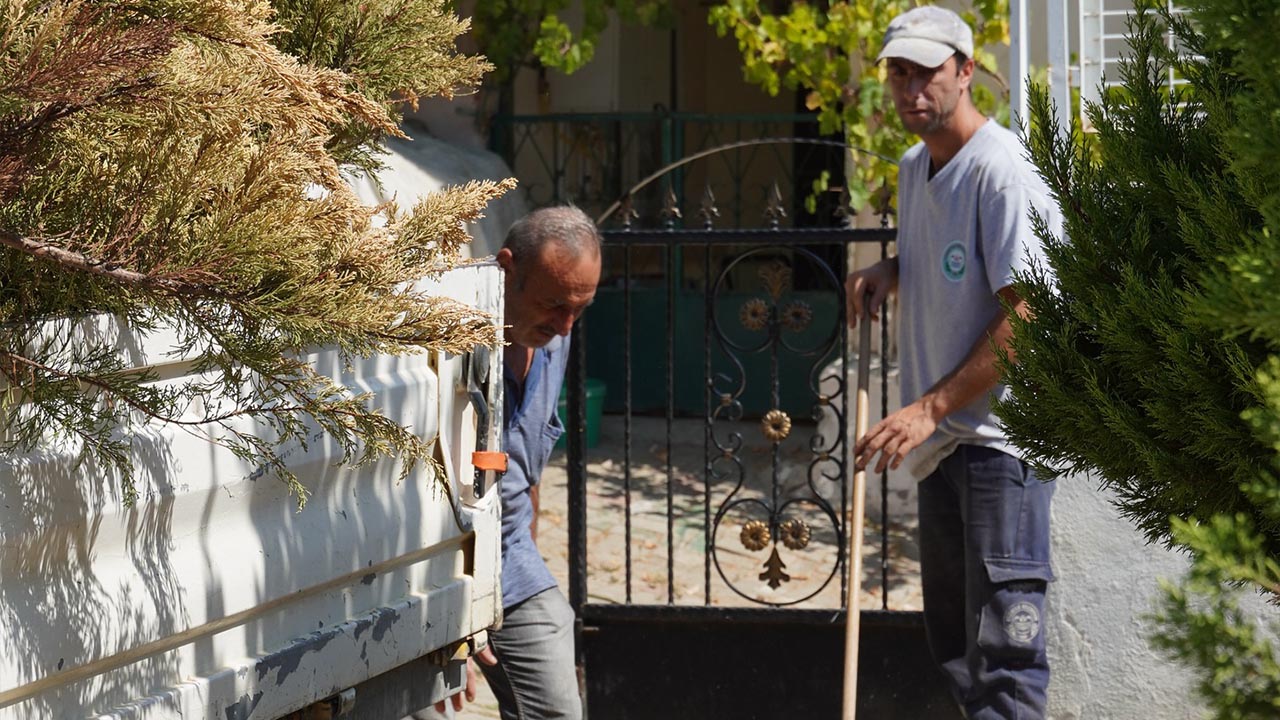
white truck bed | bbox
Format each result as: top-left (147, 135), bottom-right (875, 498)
top-left (0, 262), bottom-right (505, 720)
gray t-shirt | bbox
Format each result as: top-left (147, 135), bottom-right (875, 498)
top-left (896, 119), bottom-right (1060, 479)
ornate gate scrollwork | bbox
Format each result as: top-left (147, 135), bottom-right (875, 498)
top-left (564, 137), bottom-right (897, 624)
top-left (707, 248), bottom-right (850, 606)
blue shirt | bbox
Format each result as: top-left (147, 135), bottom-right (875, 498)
top-left (499, 335), bottom-right (567, 609)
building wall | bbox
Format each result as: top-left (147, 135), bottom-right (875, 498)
top-left (1047, 477), bottom-right (1206, 719)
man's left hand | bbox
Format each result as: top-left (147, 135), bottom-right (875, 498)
top-left (855, 400), bottom-right (939, 474)
top-left (433, 646), bottom-right (498, 714)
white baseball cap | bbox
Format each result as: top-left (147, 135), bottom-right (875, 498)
top-left (877, 6), bottom-right (975, 69)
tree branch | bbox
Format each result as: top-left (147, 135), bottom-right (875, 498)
top-left (0, 230), bottom-right (219, 297)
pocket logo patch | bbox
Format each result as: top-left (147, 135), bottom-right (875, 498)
top-left (1003, 601), bottom-right (1041, 646)
top-left (941, 241), bottom-right (967, 282)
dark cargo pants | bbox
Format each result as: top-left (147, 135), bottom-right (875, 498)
top-left (919, 445), bottom-right (1055, 720)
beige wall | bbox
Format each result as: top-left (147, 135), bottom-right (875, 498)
top-left (617, 22), bottom-right (675, 112)
top-left (675, 2), bottom-right (794, 115)
top-left (512, 0), bottom-right (790, 117)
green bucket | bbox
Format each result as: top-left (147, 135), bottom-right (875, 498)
top-left (556, 378), bottom-right (606, 449)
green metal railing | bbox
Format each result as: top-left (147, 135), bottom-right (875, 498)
top-left (489, 111), bottom-right (847, 229)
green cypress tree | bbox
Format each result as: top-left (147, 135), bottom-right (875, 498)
top-left (0, 0), bottom-right (512, 504)
top-left (999, 2), bottom-right (1280, 715)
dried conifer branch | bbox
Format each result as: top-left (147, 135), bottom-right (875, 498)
top-left (0, 231), bottom-right (218, 296)
top-left (0, 0), bottom-right (510, 505)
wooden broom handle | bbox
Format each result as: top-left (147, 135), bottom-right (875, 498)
top-left (842, 296), bottom-right (874, 720)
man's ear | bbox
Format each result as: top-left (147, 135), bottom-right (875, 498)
top-left (496, 247), bottom-right (514, 274)
top-left (957, 56), bottom-right (976, 89)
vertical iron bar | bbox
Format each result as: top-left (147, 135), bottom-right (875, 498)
top-left (879, 226), bottom-right (891, 611)
top-left (624, 244), bottom-right (633, 604)
top-left (769, 281), bottom-right (781, 526)
top-left (733, 122), bottom-right (744, 228)
top-left (840, 237), bottom-right (850, 605)
top-left (553, 119), bottom-right (563, 202)
top-left (669, 29), bottom-right (679, 112)
top-left (611, 118), bottom-right (623, 204)
top-left (667, 114), bottom-right (685, 299)
top-left (666, 240), bottom-right (676, 605)
top-left (661, 111), bottom-right (674, 172)
top-left (567, 315), bottom-right (588, 648)
top-left (703, 239), bottom-right (713, 606)
top-left (1010, 0), bottom-right (1031, 129)
top-left (1047, 0), bottom-right (1071, 141)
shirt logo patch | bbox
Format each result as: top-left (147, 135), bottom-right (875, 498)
top-left (1004, 601), bottom-right (1041, 646)
top-left (942, 241), bottom-right (967, 282)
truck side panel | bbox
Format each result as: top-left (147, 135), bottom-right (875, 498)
top-left (0, 262), bottom-right (504, 720)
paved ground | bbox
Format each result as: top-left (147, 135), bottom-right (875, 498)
top-left (423, 415), bottom-right (922, 719)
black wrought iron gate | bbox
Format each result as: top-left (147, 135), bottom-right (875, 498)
top-left (561, 145), bottom-right (961, 720)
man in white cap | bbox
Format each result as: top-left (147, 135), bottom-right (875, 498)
top-left (847, 5), bottom-right (1061, 718)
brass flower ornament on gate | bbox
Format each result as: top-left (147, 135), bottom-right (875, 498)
top-left (739, 298), bottom-right (768, 331)
top-left (740, 519), bottom-right (770, 551)
top-left (779, 518), bottom-right (811, 550)
top-left (781, 301), bottom-right (813, 332)
top-left (761, 409), bottom-right (791, 442)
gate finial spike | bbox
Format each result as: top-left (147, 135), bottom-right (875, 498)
top-left (835, 185), bottom-right (853, 226)
top-left (620, 193), bottom-right (639, 231)
top-left (764, 181), bottom-right (786, 229)
top-left (876, 185), bottom-right (894, 229)
top-left (660, 185), bottom-right (682, 230)
top-left (698, 184), bottom-right (720, 230)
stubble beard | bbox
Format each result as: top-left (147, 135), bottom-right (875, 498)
top-left (921, 104), bottom-right (953, 135)
top-left (898, 80), bottom-right (964, 137)
top-left (906, 99), bottom-right (956, 137)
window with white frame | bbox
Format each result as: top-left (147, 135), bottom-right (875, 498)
top-left (1078, 0), bottom-right (1187, 131)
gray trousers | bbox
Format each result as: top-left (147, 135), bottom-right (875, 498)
top-left (481, 587), bottom-right (582, 720)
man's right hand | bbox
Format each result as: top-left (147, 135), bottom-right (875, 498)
top-left (846, 257), bottom-right (899, 327)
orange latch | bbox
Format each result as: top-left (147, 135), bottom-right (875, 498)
top-left (471, 451), bottom-right (508, 473)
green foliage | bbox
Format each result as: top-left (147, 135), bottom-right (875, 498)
top-left (1000, 2), bottom-right (1280, 714)
top-left (1152, 515), bottom-right (1280, 719)
top-left (0, 0), bottom-right (511, 504)
top-left (708, 0), bottom-right (1009, 215)
top-left (462, 0), bottom-right (671, 84)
